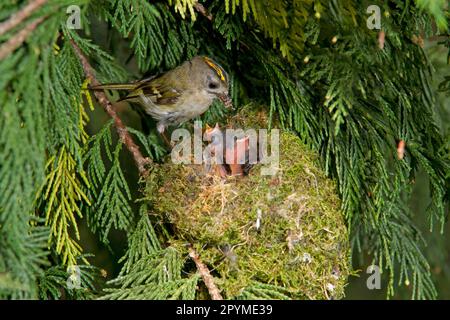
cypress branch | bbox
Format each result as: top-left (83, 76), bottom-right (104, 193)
top-left (69, 37), bottom-right (223, 300)
top-left (0, 0), bottom-right (448, 300)
top-left (0, 17), bottom-right (45, 60)
top-left (0, 0), bottom-right (47, 36)
top-left (69, 39), bottom-right (151, 175)
top-left (194, 1), bottom-right (213, 21)
top-left (188, 245), bottom-right (223, 300)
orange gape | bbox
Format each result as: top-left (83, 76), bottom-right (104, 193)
top-left (204, 124), bottom-right (251, 178)
top-left (227, 136), bottom-right (250, 176)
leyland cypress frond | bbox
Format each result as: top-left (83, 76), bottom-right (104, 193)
top-left (93, 142), bottom-right (134, 243)
top-left (102, 247), bottom-right (193, 300)
top-left (0, 0), bottom-right (448, 301)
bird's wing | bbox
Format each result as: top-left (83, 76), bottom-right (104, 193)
top-left (118, 77), bottom-right (182, 105)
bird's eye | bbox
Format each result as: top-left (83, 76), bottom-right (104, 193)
top-left (208, 82), bottom-right (219, 89)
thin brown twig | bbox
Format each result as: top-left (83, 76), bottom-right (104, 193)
top-left (0, 17), bottom-right (45, 60)
top-left (188, 245), bottom-right (223, 300)
top-left (69, 39), bottom-right (151, 175)
top-left (426, 35), bottom-right (450, 42)
top-left (194, 2), bottom-right (213, 21)
top-left (0, 0), bottom-right (47, 36)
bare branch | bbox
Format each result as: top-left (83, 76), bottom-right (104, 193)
top-left (188, 245), bottom-right (223, 300)
top-left (0, 17), bottom-right (45, 60)
top-left (194, 2), bottom-right (213, 21)
top-left (69, 39), bottom-right (151, 175)
top-left (0, 0), bottom-right (47, 36)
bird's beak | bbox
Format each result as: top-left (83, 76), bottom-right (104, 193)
top-left (218, 93), bottom-right (233, 109)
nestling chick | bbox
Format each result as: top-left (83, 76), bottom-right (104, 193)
top-left (204, 124), bottom-right (253, 177)
top-left (91, 56), bottom-right (232, 134)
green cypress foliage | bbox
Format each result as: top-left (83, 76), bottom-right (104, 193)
top-left (0, 0), bottom-right (448, 299)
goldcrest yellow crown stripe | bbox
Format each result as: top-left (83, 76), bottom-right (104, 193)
top-left (203, 57), bottom-right (226, 82)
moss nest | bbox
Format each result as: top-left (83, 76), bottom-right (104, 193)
top-left (145, 107), bottom-right (351, 299)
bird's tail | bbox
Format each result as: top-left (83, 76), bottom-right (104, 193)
top-left (89, 83), bottom-right (136, 91)
top-left (87, 83), bottom-right (140, 103)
